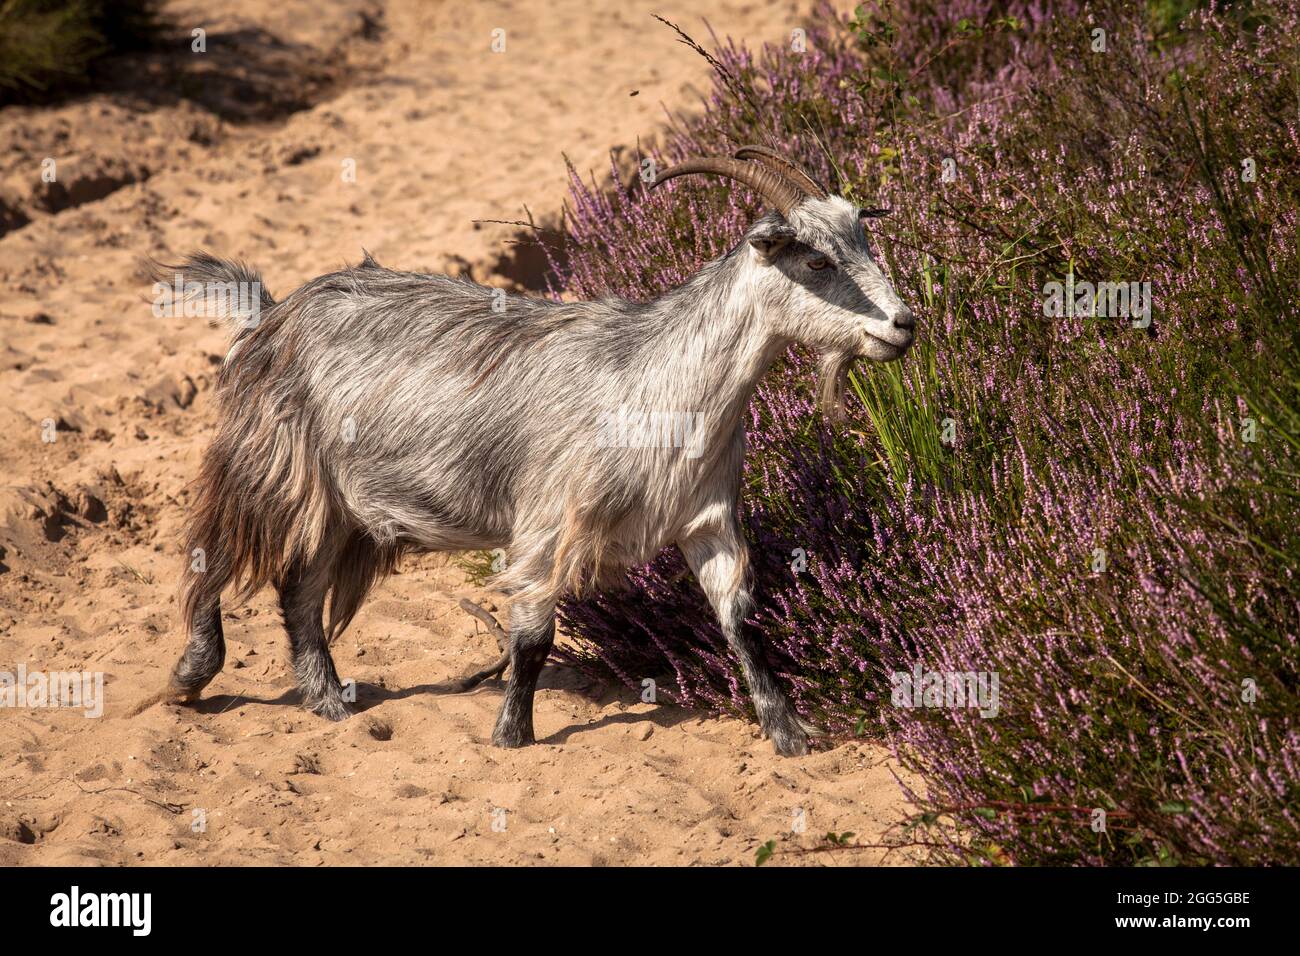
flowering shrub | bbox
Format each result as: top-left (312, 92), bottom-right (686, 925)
top-left (550, 0), bottom-right (1300, 864)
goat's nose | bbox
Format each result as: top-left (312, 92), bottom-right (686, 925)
top-left (892, 306), bottom-right (915, 331)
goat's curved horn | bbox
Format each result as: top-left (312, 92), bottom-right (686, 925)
top-left (734, 145), bottom-right (828, 200)
top-left (652, 157), bottom-right (806, 220)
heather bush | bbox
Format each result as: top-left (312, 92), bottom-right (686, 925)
top-left (549, 0), bottom-right (1300, 865)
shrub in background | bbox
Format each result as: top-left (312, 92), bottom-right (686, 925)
top-left (0, 0), bottom-right (163, 104)
top-left (550, 0), bottom-right (1300, 864)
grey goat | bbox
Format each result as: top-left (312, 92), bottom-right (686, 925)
top-left (163, 146), bottom-right (915, 756)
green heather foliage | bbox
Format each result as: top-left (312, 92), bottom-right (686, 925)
top-left (550, 0), bottom-right (1300, 864)
top-left (0, 0), bottom-right (162, 104)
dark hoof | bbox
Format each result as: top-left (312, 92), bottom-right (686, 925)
top-left (770, 724), bottom-right (810, 757)
top-left (308, 695), bottom-right (353, 722)
top-left (491, 723), bottom-right (535, 748)
top-left (168, 660), bottom-right (219, 704)
top-left (166, 677), bottom-right (205, 705)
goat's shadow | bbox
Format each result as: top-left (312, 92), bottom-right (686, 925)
top-left (363, 661), bottom-right (700, 743)
top-left (189, 660), bottom-right (699, 743)
top-left (17, 25), bottom-right (361, 124)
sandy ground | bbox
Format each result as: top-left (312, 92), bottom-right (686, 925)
top-left (0, 0), bottom-right (914, 865)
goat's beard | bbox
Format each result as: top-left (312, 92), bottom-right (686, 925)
top-left (817, 349), bottom-right (856, 422)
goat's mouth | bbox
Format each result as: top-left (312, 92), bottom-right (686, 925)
top-left (859, 330), bottom-right (911, 363)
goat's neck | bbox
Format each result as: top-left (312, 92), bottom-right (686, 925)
top-left (640, 258), bottom-right (786, 448)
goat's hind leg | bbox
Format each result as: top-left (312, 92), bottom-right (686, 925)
top-left (279, 555), bottom-right (350, 721)
top-left (169, 596), bottom-right (226, 703)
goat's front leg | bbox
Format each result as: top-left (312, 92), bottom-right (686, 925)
top-left (491, 600), bottom-right (555, 748)
top-left (679, 528), bottom-right (810, 756)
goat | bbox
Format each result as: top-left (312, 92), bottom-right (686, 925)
top-left (161, 146), bottom-right (915, 756)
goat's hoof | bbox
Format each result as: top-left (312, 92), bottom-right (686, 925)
top-left (165, 679), bottom-right (203, 705)
top-left (308, 696), bottom-right (352, 722)
top-left (491, 724), bottom-right (535, 748)
top-left (168, 664), bottom-right (218, 704)
top-left (770, 725), bottom-right (810, 757)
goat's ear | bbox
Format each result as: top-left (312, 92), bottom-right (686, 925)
top-left (748, 223), bottom-right (795, 262)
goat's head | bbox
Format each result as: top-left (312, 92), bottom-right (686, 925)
top-left (654, 145), bottom-right (915, 415)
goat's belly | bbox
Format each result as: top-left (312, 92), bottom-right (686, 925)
top-left (338, 471), bottom-right (512, 553)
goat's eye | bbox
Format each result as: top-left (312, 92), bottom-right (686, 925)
top-left (807, 257), bottom-right (833, 271)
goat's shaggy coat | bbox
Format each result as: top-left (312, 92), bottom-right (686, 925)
top-left (163, 155), bottom-right (914, 756)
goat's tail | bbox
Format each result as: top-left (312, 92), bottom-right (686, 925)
top-left (146, 252), bottom-right (276, 331)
